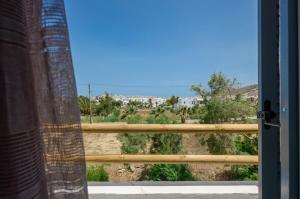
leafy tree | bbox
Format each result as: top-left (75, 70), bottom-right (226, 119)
top-left (78, 95), bottom-right (94, 115)
top-left (127, 100), bottom-right (145, 109)
top-left (191, 72), bottom-right (237, 101)
top-left (191, 73), bottom-right (257, 154)
top-left (95, 92), bottom-right (122, 117)
top-left (121, 103), bottom-right (138, 120)
top-left (166, 96), bottom-right (179, 108)
top-left (176, 106), bottom-right (191, 123)
top-left (191, 72), bottom-right (256, 124)
top-left (150, 105), bottom-right (167, 118)
top-left (148, 98), bottom-right (153, 108)
top-left (192, 72), bottom-right (258, 180)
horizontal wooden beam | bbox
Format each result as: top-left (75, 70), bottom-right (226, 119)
top-left (85, 155), bottom-right (259, 165)
top-left (82, 123), bottom-right (258, 134)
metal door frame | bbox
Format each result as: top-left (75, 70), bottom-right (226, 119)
top-left (259, 0), bottom-right (300, 198)
top-left (258, 0), bottom-right (281, 198)
top-left (280, 0), bottom-right (299, 198)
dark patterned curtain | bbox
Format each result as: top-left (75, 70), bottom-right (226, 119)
top-left (0, 0), bottom-right (88, 198)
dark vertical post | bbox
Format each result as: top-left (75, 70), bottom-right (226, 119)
top-left (280, 0), bottom-right (299, 198)
top-left (88, 83), bottom-right (92, 123)
top-left (258, 0), bottom-right (281, 198)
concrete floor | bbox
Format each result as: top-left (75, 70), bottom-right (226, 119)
top-left (89, 194), bottom-right (258, 199)
top-left (88, 181), bottom-right (258, 199)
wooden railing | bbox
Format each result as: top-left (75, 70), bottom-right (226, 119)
top-left (82, 123), bottom-right (258, 134)
top-left (82, 123), bottom-right (259, 165)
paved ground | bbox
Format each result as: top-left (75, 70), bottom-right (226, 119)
top-left (89, 194), bottom-right (258, 199)
top-left (88, 181), bottom-right (258, 199)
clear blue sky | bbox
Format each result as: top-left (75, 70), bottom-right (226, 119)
top-left (65, 0), bottom-right (258, 97)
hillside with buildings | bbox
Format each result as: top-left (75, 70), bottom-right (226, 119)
top-left (231, 84), bottom-right (258, 100)
top-left (94, 84), bottom-right (258, 108)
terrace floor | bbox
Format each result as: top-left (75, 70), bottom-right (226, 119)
top-left (88, 181), bottom-right (258, 199)
top-left (90, 194), bottom-right (258, 199)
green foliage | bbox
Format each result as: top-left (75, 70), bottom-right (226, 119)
top-left (121, 104), bottom-right (138, 120)
top-left (191, 73), bottom-right (258, 180)
top-left (234, 135), bottom-right (258, 155)
top-left (166, 96), bottom-right (179, 107)
top-left (87, 165), bottom-right (109, 181)
top-left (231, 165), bottom-right (258, 181)
top-left (127, 100), bottom-right (145, 108)
top-left (95, 93), bottom-right (122, 117)
top-left (118, 133), bottom-right (150, 154)
top-left (150, 105), bottom-right (168, 118)
top-left (81, 113), bottom-right (120, 123)
top-left (150, 134), bottom-right (183, 154)
top-left (78, 95), bottom-right (94, 115)
top-left (146, 114), bottom-right (179, 124)
top-left (176, 106), bottom-right (191, 123)
top-left (118, 114), bottom-right (181, 154)
top-left (99, 113), bottom-right (120, 122)
top-left (126, 115), bottom-right (145, 124)
top-left (191, 72), bottom-right (256, 124)
top-left (205, 134), bottom-right (234, 154)
top-left (141, 164), bottom-right (196, 181)
top-left (203, 134), bottom-right (258, 155)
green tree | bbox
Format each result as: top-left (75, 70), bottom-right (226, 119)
top-left (176, 106), bottom-right (191, 123)
top-left (150, 105), bottom-right (167, 118)
top-left (121, 102), bottom-right (138, 120)
top-left (166, 96), bottom-right (179, 108)
top-left (95, 92), bottom-right (122, 117)
top-left (191, 72), bottom-right (255, 124)
top-left (192, 72), bottom-right (258, 180)
top-left (191, 73), bottom-right (257, 153)
top-left (78, 95), bottom-right (93, 115)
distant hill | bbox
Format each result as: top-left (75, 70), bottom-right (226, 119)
top-left (231, 84), bottom-right (258, 99)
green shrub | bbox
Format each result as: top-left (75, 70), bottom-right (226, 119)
top-left (99, 113), bottom-right (120, 122)
top-left (204, 134), bottom-right (234, 154)
top-left (231, 165), bottom-right (258, 181)
top-left (141, 164), bottom-right (196, 181)
top-left (146, 114), bottom-right (179, 124)
top-left (199, 133), bottom-right (258, 181)
top-left (87, 165), bottom-right (109, 181)
top-left (81, 114), bottom-right (120, 123)
top-left (118, 133), bottom-right (150, 154)
top-left (233, 135), bottom-right (258, 155)
top-left (126, 115), bottom-right (145, 124)
top-left (150, 134), bottom-right (183, 154)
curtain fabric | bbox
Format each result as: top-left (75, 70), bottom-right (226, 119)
top-left (0, 0), bottom-right (88, 198)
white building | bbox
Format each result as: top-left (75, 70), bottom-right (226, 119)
top-left (175, 96), bottom-right (203, 108)
top-left (112, 95), bottom-right (167, 107)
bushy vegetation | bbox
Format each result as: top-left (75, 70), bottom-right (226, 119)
top-left (141, 164), bottom-right (196, 181)
top-left (191, 73), bottom-right (258, 180)
top-left (87, 165), bottom-right (109, 181)
top-left (231, 165), bottom-right (258, 181)
top-left (150, 134), bottom-right (183, 154)
top-left (79, 72), bottom-right (258, 181)
top-left (117, 133), bottom-right (150, 154)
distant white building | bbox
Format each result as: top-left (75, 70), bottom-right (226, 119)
top-left (112, 95), bottom-right (167, 107)
top-left (175, 96), bottom-right (203, 108)
top-left (96, 94), bottom-right (203, 108)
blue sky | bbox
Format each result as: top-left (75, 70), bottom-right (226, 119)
top-left (65, 0), bottom-right (258, 96)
